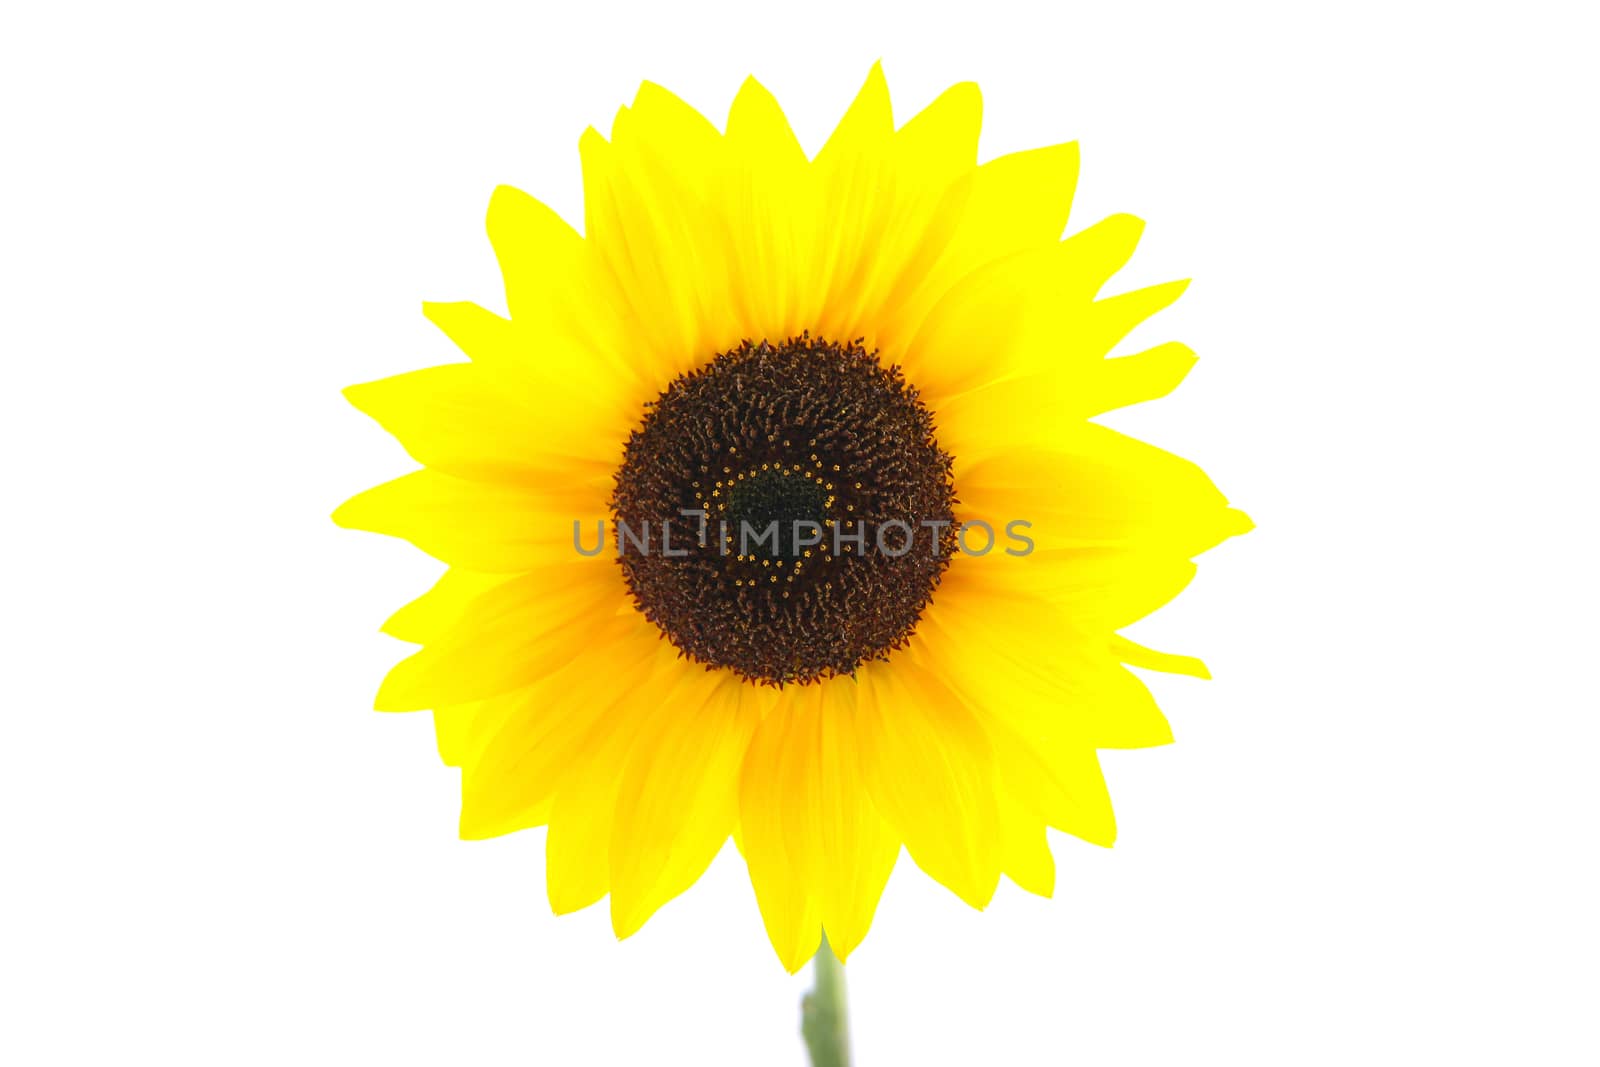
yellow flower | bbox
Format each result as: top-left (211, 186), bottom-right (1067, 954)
top-left (335, 64), bottom-right (1250, 972)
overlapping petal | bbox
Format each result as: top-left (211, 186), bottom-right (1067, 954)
top-left (738, 679), bottom-right (900, 971)
top-left (333, 469), bottom-right (598, 572)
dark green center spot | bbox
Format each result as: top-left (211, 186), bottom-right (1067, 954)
top-left (727, 470), bottom-right (828, 558)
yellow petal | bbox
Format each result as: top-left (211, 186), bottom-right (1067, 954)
top-left (1111, 634), bottom-right (1212, 680)
top-left (432, 699), bottom-right (485, 768)
top-left (918, 588), bottom-right (1176, 751)
top-left (736, 679), bottom-right (899, 966)
top-left (996, 784), bottom-right (1056, 897)
top-left (719, 76), bottom-right (815, 342)
top-left (901, 214), bottom-right (1147, 404)
top-left (950, 142), bottom-right (1079, 262)
top-left (452, 619), bottom-right (666, 849)
top-left (418, 300), bottom-right (635, 459)
top-left (332, 469), bottom-right (603, 572)
top-left (932, 339), bottom-right (1199, 462)
top-left (877, 141), bottom-right (1080, 364)
top-left (1087, 341), bottom-right (1199, 415)
top-left (608, 669), bottom-right (756, 939)
top-left (814, 70), bottom-right (987, 352)
top-left (1075, 279), bottom-right (1190, 357)
top-left (806, 677), bottom-right (900, 962)
top-left (629, 80), bottom-right (724, 165)
top-left (483, 185), bottom-right (582, 318)
top-left (994, 726), bottom-right (1118, 847)
top-left (726, 76), bottom-right (807, 167)
top-left (345, 363), bottom-right (595, 483)
top-left (381, 567), bottom-right (513, 645)
top-left (545, 742), bottom-right (628, 914)
top-left (954, 423), bottom-right (1252, 558)
top-left (374, 563), bottom-right (625, 711)
top-left (855, 655), bottom-right (1001, 909)
top-left (580, 96), bottom-right (736, 382)
top-left (738, 687), bottom-right (824, 973)
top-left (895, 81), bottom-right (982, 179)
top-left (807, 63), bottom-right (899, 343)
top-left (814, 61), bottom-right (893, 166)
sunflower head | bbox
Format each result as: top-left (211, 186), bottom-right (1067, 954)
top-left (336, 63), bottom-right (1250, 972)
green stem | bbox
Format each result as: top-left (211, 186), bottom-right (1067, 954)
top-left (801, 933), bottom-right (852, 1067)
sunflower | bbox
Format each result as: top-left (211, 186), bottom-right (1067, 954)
top-left (335, 64), bottom-right (1250, 972)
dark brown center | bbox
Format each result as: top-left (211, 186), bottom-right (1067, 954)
top-left (611, 336), bottom-right (957, 686)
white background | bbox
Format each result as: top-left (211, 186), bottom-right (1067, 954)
top-left (3, 2), bottom-right (1596, 1064)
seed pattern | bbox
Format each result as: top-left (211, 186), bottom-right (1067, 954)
top-left (612, 336), bottom-right (957, 686)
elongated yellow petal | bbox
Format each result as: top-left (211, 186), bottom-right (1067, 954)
top-left (374, 564), bottom-right (624, 711)
top-left (418, 301), bottom-right (635, 457)
top-left (989, 724), bottom-right (1118, 847)
top-left (896, 81), bottom-right (982, 177)
top-left (949, 142), bottom-right (1080, 263)
top-left (807, 677), bottom-right (900, 962)
top-left (580, 96), bottom-right (737, 382)
top-left (1077, 278), bottom-right (1190, 354)
top-left (345, 364), bottom-right (584, 483)
top-left (1088, 341), bottom-right (1199, 415)
top-left (811, 72), bottom-right (992, 355)
top-left (814, 61), bottom-right (893, 166)
top-left (877, 142), bottom-right (1080, 364)
top-left (719, 76), bottom-right (813, 341)
top-left (432, 699), bottom-right (488, 768)
top-left (918, 587), bottom-right (1177, 751)
top-left (901, 214), bottom-right (1147, 403)
top-left (736, 680), bottom-right (899, 965)
top-left (545, 740), bottom-right (630, 914)
top-left (950, 551), bottom-right (1200, 651)
top-left (738, 689), bottom-right (824, 973)
top-left (855, 655), bottom-right (1001, 909)
top-left (457, 615), bottom-right (666, 837)
top-left (954, 423), bottom-right (1252, 558)
top-left (809, 63), bottom-right (911, 344)
top-left (726, 76), bottom-right (806, 166)
top-left (483, 184), bottom-right (583, 321)
top-left (609, 669), bottom-right (755, 938)
top-left (932, 340), bottom-right (1199, 461)
top-left (333, 469), bottom-right (600, 572)
top-left (996, 784), bottom-right (1056, 897)
top-left (381, 567), bottom-right (513, 645)
top-left (1111, 634), bottom-right (1212, 680)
